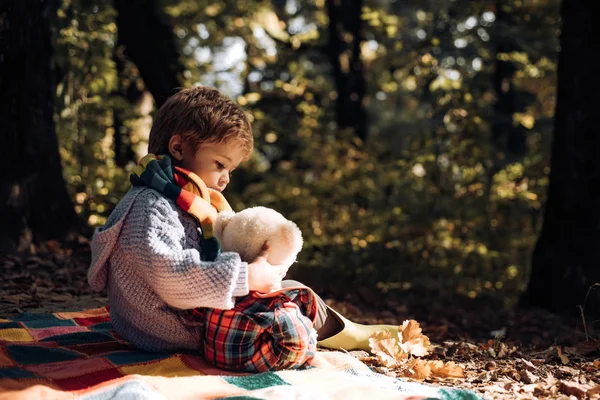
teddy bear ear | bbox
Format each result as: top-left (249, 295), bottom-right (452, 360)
top-left (280, 220), bottom-right (303, 254)
top-left (213, 211), bottom-right (235, 239)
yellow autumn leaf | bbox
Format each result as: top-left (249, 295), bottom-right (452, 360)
top-left (399, 320), bottom-right (422, 342)
top-left (398, 320), bottom-right (431, 356)
top-left (403, 358), bottom-right (432, 380)
top-left (368, 331), bottom-right (407, 367)
top-left (428, 360), bottom-right (465, 379)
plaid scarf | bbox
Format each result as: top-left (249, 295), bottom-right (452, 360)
top-left (130, 154), bottom-right (232, 261)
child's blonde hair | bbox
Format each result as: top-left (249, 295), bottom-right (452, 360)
top-left (148, 86), bottom-right (254, 159)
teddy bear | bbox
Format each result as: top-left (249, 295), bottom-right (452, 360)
top-left (201, 206), bottom-right (319, 372)
top-left (213, 206), bottom-right (303, 267)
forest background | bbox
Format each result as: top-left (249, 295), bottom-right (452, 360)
top-left (4, 0), bottom-right (599, 317)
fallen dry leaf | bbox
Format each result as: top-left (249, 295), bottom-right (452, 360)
top-left (368, 331), bottom-right (406, 367)
top-left (544, 371), bottom-right (557, 388)
top-left (519, 369), bottom-right (539, 384)
top-left (556, 346), bottom-right (570, 365)
top-left (404, 358), bottom-right (431, 380)
top-left (369, 321), bottom-right (465, 381)
top-left (518, 358), bottom-right (536, 371)
top-left (559, 381), bottom-right (588, 399)
top-left (399, 319), bottom-right (423, 342)
top-left (588, 385), bottom-right (600, 396)
top-left (428, 360), bottom-right (465, 379)
top-left (496, 342), bottom-right (508, 358)
top-left (398, 320), bottom-right (431, 357)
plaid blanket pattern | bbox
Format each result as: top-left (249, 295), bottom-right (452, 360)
top-left (0, 308), bottom-right (482, 400)
top-left (199, 287), bottom-right (318, 372)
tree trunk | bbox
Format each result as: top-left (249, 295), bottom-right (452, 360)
top-left (492, 3), bottom-right (526, 159)
top-left (520, 0), bottom-right (600, 315)
top-left (114, 0), bottom-right (183, 107)
top-left (326, 0), bottom-right (367, 141)
top-left (112, 48), bottom-right (140, 167)
top-left (0, 1), bottom-right (78, 253)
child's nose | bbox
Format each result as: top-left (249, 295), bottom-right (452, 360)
top-left (221, 171), bottom-right (230, 185)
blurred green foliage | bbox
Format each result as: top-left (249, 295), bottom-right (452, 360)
top-left (50, 0), bottom-right (559, 304)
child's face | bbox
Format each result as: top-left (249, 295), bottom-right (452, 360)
top-left (179, 140), bottom-right (246, 192)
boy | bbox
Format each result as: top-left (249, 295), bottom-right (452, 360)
top-left (88, 86), bottom-right (398, 368)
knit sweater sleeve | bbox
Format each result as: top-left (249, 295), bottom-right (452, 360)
top-left (119, 189), bottom-right (249, 310)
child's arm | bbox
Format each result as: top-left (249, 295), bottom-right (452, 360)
top-left (120, 189), bottom-right (248, 310)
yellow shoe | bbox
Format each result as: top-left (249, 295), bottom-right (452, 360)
top-left (317, 306), bottom-right (400, 352)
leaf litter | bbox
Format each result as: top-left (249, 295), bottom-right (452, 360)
top-left (368, 320), bottom-right (463, 379)
top-left (324, 297), bottom-right (600, 399)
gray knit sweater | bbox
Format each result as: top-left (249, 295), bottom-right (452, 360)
top-left (88, 186), bottom-right (249, 352)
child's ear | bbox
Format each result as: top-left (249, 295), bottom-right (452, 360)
top-left (214, 211), bottom-right (235, 239)
top-left (168, 135), bottom-right (184, 160)
top-left (280, 221), bottom-right (303, 254)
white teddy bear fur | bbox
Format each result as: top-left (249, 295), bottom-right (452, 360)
top-left (213, 206), bottom-right (303, 267)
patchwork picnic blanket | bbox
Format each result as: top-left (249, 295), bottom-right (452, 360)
top-left (0, 307), bottom-right (481, 400)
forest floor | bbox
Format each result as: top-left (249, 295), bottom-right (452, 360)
top-left (1, 240), bottom-right (599, 399)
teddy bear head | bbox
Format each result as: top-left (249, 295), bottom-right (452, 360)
top-left (213, 206), bottom-right (303, 267)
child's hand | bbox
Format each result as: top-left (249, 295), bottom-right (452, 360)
top-left (247, 241), bottom-right (288, 293)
